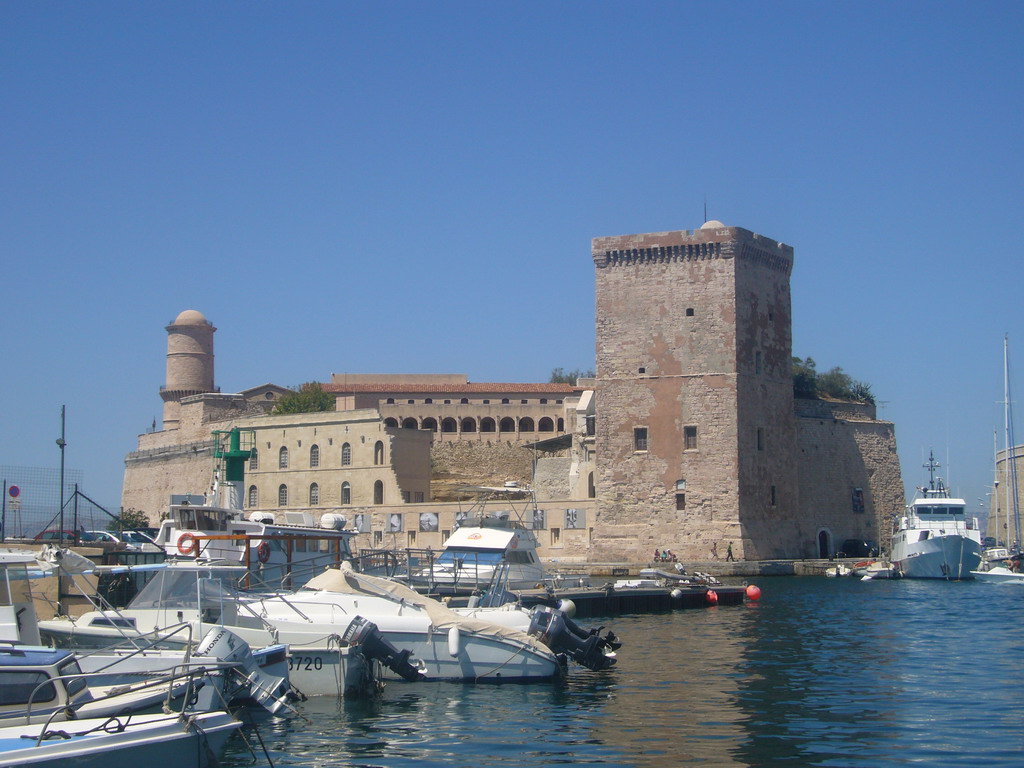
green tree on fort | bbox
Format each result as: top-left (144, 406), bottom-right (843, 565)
top-left (792, 356), bottom-right (818, 398)
top-left (549, 367), bottom-right (595, 384)
top-left (272, 382), bottom-right (335, 414)
top-left (792, 357), bottom-right (874, 404)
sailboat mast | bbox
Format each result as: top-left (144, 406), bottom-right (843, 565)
top-left (1004, 335), bottom-right (1022, 550)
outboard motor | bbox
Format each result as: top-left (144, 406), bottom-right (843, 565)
top-left (195, 627), bottom-right (295, 716)
top-left (342, 616), bottom-right (424, 682)
top-left (527, 607), bottom-right (618, 671)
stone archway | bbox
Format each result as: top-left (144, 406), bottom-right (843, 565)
top-left (817, 529), bottom-right (832, 558)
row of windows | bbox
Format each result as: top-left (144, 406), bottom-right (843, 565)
top-left (250, 441), bottom-right (386, 471)
top-left (633, 425), bottom-right (699, 452)
top-left (249, 480), bottom-right (385, 508)
top-left (384, 397), bottom-right (564, 405)
top-left (632, 426), bottom-right (768, 453)
top-left (384, 416), bottom-right (565, 433)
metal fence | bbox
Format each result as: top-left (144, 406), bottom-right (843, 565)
top-left (1, 464), bottom-right (119, 540)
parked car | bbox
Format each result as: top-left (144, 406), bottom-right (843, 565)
top-left (33, 530), bottom-right (100, 543)
top-left (837, 538), bottom-right (878, 558)
top-left (86, 530), bottom-right (158, 551)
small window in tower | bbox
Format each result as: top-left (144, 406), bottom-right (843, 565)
top-left (279, 446), bottom-right (289, 469)
top-left (755, 351), bottom-right (763, 375)
top-left (757, 428), bottom-right (765, 451)
top-left (675, 493), bottom-right (686, 510)
top-left (638, 367), bottom-right (646, 374)
top-left (770, 484), bottom-right (777, 507)
top-left (684, 426), bottom-right (698, 451)
top-left (634, 427), bottom-right (649, 452)
top-left (852, 487), bottom-right (865, 514)
top-left (768, 310), bottom-right (774, 322)
top-left (686, 308), bottom-right (695, 317)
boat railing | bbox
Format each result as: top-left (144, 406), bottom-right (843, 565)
top-left (355, 547), bottom-right (502, 594)
top-left (171, 532), bottom-right (350, 588)
top-left (19, 660), bottom-right (229, 724)
top-left (72, 622), bottom-right (197, 668)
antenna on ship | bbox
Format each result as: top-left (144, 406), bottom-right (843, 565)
top-left (923, 450), bottom-right (941, 494)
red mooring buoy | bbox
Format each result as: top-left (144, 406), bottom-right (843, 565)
top-left (705, 589), bottom-right (719, 604)
top-left (745, 584), bottom-right (762, 601)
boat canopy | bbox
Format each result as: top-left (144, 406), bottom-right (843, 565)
top-left (304, 563), bottom-right (550, 653)
top-left (444, 526), bottom-right (517, 551)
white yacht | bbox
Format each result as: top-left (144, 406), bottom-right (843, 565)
top-left (389, 484), bottom-right (548, 595)
top-left (38, 562), bottom-right (565, 691)
top-left (890, 454), bottom-right (982, 579)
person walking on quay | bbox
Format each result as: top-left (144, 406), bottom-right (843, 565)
top-left (726, 542), bottom-right (735, 562)
top-left (711, 541), bottom-right (719, 559)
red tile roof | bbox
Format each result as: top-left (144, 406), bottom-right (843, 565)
top-left (322, 382), bottom-right (578, 395)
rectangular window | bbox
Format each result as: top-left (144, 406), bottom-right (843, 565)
top-left (852, 488), bottom-right (865, 514)
top-left (407, 530), bottom-right (416, 545)
top-left (373, 530), bottom-right (383, 546)
top-left (770, 484), bottom-right (777, 506)
top-left (755, 350), bottom-right (763, 375)
top-left (757, 428), bottom-right (765, 451)
top-left (634, 427), bottom-right (648, 452)
top-left (684, 426), bottom-right (698, 451)
top-left (551, 527), bottom-right (561, 546)
top-left (675, 493), bottom-right (686, 510)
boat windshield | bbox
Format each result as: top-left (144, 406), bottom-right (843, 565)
top-left (171, 506), bottom-right (232, 531)
top-left (128, 568), bottom-right (242, 609)
top-left (436, 548), bottom-right (504, 567)
top-left (915, 505), bottom-right (965, 515)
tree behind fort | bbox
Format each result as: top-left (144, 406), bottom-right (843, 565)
top-left (272, 382), bottom-right (335, 414)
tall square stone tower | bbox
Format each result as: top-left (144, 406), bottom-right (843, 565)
top-left (592, 221), bottom-right (798, 560)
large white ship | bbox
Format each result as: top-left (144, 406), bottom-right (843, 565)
top-left (890, 453), bottom-right (982, 579)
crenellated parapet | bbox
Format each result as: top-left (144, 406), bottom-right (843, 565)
top-left (593, 222), bottom-right (793, 275)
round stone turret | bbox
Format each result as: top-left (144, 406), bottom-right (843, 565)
top-left (160, 309), bottom-right (216, 430)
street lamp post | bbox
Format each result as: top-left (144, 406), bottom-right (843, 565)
top-left (57, 405), bottom-right (66, 539)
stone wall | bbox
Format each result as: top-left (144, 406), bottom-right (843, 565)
top-left (429, 440), bottom-right (535, 500)
top-left (795, 402), bottom-right (903, 557)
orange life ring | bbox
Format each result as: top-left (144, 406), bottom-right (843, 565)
top-left (257, 541), bottom-right (271, 564)
top-left (177, 533), bottom-right (198, 556)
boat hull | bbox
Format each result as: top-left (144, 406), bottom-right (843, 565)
top-left (970, 566), bottom-right (1024, 584)
top-left (0, 712), bottom-right (239, 768)
top-left (892, 535), bottom-right (982, 579)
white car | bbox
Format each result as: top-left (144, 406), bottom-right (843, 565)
top-left (86, 530), bottom-right (159, 551)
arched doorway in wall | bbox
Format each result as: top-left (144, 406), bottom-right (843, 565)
top-left (402, 418), bottom-right (418, 429)
top-left (817, 529), bottom-right (832, 558)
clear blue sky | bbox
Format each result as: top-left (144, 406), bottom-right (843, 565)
top-left (2, 2), bottom-right (1022, 527)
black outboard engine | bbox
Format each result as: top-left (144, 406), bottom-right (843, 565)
top-left (342, 616), bottom-right (424, 682)
top-left (527, 607), bottom-right (618, 671)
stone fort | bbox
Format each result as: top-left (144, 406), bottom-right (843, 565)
top-left (122, 221), bottom-right (904, 562)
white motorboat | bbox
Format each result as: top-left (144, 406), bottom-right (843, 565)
top-left (890, 453), bottom-right (982, 580)
top-left (970, 565), bottom-right (1024, 584)
top-left (0, 710), bottom-right (240, 768)
top-left (380, 485), bottom-right (548, 595)
top-left (37, 563), bottom-right (412, 697)
top-left (858, 561), bottom-right (898, 580)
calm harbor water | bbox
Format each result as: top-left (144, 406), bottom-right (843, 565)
top-left (223, 577), bottom-right (1024, 767)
